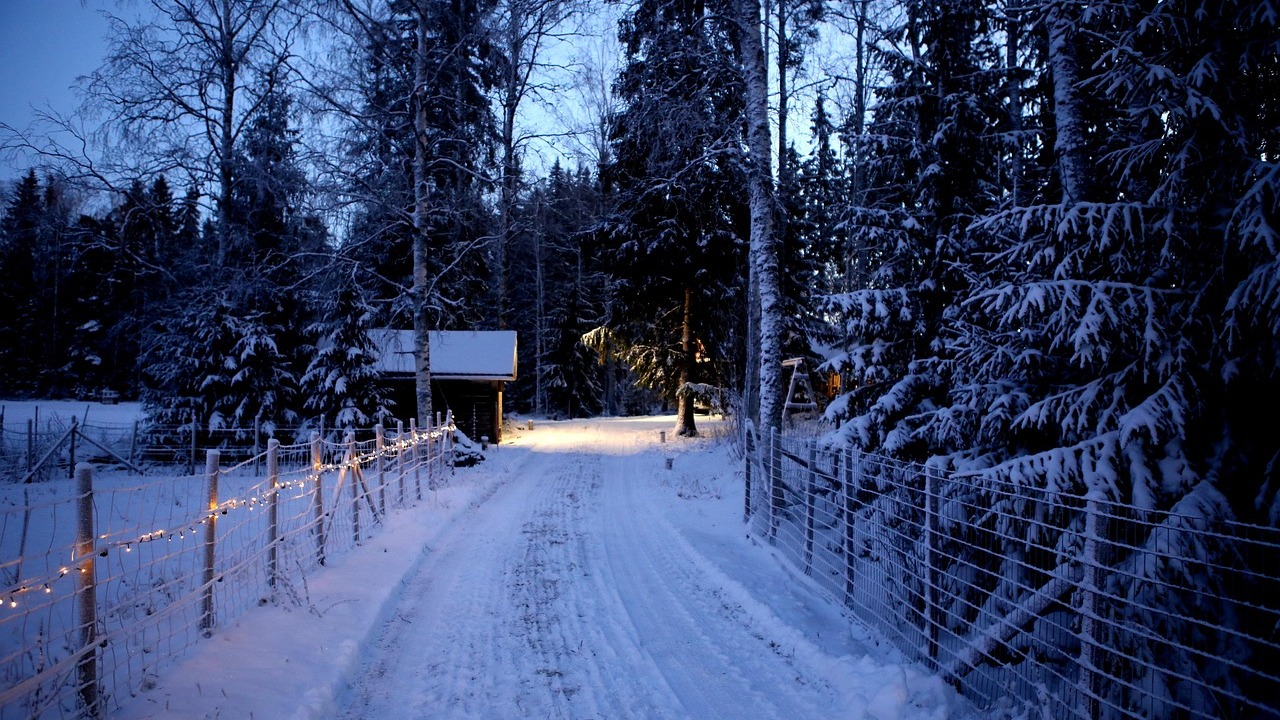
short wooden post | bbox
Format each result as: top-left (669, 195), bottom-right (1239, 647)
top-left (310, 432), bottom-right (325, 566)
top-left (659, 430), bottom-right (666, 444)
top-left (26, 418), bottom-right (33, 471)
top-left (924, 467), bottom-right (941, 664)
top-left (74, 463), bottom-right (103, 718)
top-left (803, 444), bottom-right (817, 575)
top-left (267, 439), bottom-right (280, 590)
top-left (201, 450), bottom-right (220, 636)
top-left (411, 418), bottom-right (422, 499)
top-left (527, 419), bottom-right (533, 431)
top-left (347, 432), bottom-right (360, 544)
top-left (844, 447), bottom-right (858, 604)
top-left (375, 424), bottom-right (387, 516)
top-left (396, 420), bottom-right (406, 506)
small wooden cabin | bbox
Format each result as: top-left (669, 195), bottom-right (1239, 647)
top-left (373, 330), bottom-right (518, 443)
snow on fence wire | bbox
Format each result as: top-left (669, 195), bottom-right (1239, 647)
top-left (0, 417), bottom-right (454, 719)
top-left (742, 426), bottom-right (1280, 720)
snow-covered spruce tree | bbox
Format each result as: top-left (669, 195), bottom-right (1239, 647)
top-left (336, 0), bottom-right (419, 318)
top-left (0, 171), bottom-right (50, 396)
top-left (139, 291), bottom-right (239, 447)
top-left (930, 0), bottom-right (1280, 711)
top-left (302, 268), bottom-right (394, 431)
top-left (141, 88), bottom-right (320, 443)
top-left (822, 0), bottom-right (1001, 459)
top-left (596, 0), bottom-right (749, 437)
top-left (517, 165), bottom-right (607, 419)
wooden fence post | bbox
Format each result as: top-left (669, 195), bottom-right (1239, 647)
top-left (396, 420), bottom-right (406, 506)
top-left (804, 443), bottom-right (818, 575)
top-left (26, 418), bottom-right (33, 472)
top-left (253, 417), bottom-right (261, 475)
top-left (68, 418), bottom-right (77, 479)
top-left (189, 409), bottom-right (197, 476)
top-left (924, 467), bottom-right (941, 664)
top-left (346, 432), bottom-right (360, 544)
top-left (74, 463), bottom-right (103, 718)
top-left (445, 410), bottom-right (455, 476)
top-left (129, 421), bottom-right (138, 466)
top-left (267, 439), bottom-right (280, 591)
top-left (1077, 492), bottom-right (1106, 718)
top-left (375, 424), bottom-right (387, 516)
top-left (411, 418), bottom-right (422, 500)
top-left (201, 450), bottom-right (220, 637)
top-left (310, 432), bottom-right (325, 566)
top-left (844, 447), bottom-right (857, 604)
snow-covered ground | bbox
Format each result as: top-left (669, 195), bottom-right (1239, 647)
top-left (108, 415), bottom-right (965, 720)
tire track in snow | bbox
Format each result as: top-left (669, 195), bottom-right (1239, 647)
top-left (593, 452), bottom-right (846, 720)
top-left (337, 427), bottom-right (864, 720)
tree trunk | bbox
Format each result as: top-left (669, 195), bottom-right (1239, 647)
top-left (1046, 2), bottom-right (1091, 205)
top-left (495, 9), bottom-right (521, 330)
top-left (1006, 6), bottom-right (1023, 208)
top-left (217, 0), bottom-right (236, 267)
top-left (412, 0), bottom-right (435, 425)
top-left (738, 0), bottom-right (782, 434)
top-left (675, 285), bottom-right (699, 437)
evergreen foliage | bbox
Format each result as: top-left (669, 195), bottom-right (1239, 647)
top-left (597, 0), bottom-right (749, 435)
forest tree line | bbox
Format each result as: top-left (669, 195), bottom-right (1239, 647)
top-left (0, 0), bottom-right (1277, 530)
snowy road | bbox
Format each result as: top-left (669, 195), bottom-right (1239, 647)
top-left (336, 419), bottom-right (956, 720)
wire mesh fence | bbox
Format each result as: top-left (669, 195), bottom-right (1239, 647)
top-left (0, 420), bottom-right (454, 719)
top-left (0, 411), bottom-right (397, 482)
top-left (743, 426), bottom-right (1280, 719)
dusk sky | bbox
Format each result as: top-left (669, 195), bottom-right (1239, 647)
top-left (0, 1), bottom-right (112, 181)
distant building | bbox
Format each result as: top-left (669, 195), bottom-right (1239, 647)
top-left (372, 330), bottom-right (518, 443)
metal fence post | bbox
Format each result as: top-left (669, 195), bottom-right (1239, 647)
top-left (924, 467), bottom-right (941, 664)
top-left (1077, 492), bottom-right (1106, 718)
top-left (844, 447), bottom-right (858, 604)
top-left (311, 432), bottom-right (325, 566)
top-left (769, 429), bottom-right (783, 544)
top-left (743, 427), bottom-right (754, 525)
top-left (201, 450), bottom-right (220, 637)
top-left (74, 463), bottom-right (103, 718)
top-left (267, 439), bottom-right (279, 591)
top-left (375, 424), bottom-right (387, 516)
top-left (804, 443), bottom-right (818, 575)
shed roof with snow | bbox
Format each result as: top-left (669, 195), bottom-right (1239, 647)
top-left (372, 329), bottom-right (517, 382)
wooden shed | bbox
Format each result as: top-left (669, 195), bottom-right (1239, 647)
top-left (372, 329), bottom-right (518, 443)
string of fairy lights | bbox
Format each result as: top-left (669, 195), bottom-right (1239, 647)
top-left (2, 426), bottom-right (451, 610)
